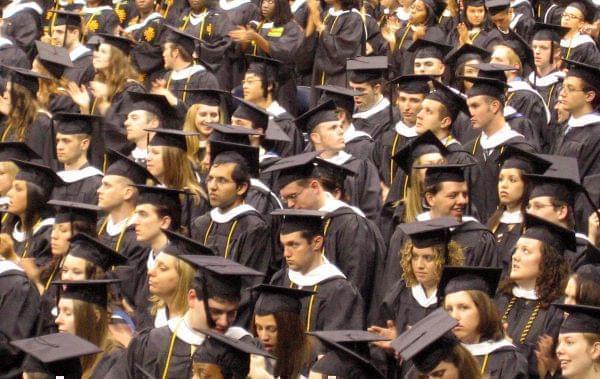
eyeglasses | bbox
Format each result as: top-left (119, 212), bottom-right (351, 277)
top-left (281, 186), bottom-right (307, 203)
top-left (561, 86), bottom-right (586, 94)
top-left (525, 203), bottom-right (556, 211)
top-left (241, 79), bottom-right (262, 85)
top-left (561, 12), bottom-right (583, 21)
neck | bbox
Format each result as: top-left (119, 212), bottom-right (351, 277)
top-left (64, 156), bottom-right (88, 171)
top-left (150, 232), bottom-right (168, 253)
top-left (505, 203), bottom-right (521, 213)
top-left (506, 72), bottom-right (518, 82)
top-left (300, 253), bottom-right (324, 275)
top-left (255, 97), bottom-right (272, 109)
top-left (483, 115), bottom-right (506, 136)
top-left (432, 128), bottom-right (450, 141)
top-left (109, 202), bottom-right (135, 224)
top-left (165, 297), bottom-right (183, 319)
top-left (422, 281), bottom-right (437, 297)
top-left (317, 149), bottom-right (341, 159)
top-left (87, 0), bottom-right (101, 6)
top-left (565, 29), bottom-right (578, 39)
top-left (136, 137), bottom-right (148, 150)
top-left (578, 368), bottom-right (600, 379)
top-left (332, 3), bottom-right (342, 10)
top-left (139, 9), bottom-right (153, 18)
top-left (173, 60), bottom-right (192, 72)
top-left (516, 278), bottom-right (536, 291)
top-left (66, 40), bottom-right (81, 53)
top-left (462, 334), bottom-right (482, 344)
top-left (184, 311), bottom-right (207, 334)
top-left (571, 104), bottom-right (594, 118)
top-left (536, 64), bottom-right (555, 78)
top-left (314, 191), bottom-right (328, 209)
top-left (219, 198), bottom-right (243, 213)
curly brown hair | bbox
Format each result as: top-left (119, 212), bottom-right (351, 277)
top-left (400, 240), bottom-right (465, 286)
top-left (3, 82), bottom-right (41, 142)
top-left (94, 45), bottom-right (140, 101)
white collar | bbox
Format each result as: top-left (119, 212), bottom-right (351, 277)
top-left (124, 12), bottom-right (163, 32)
top-left (507, 80), bottom-right (550, 120)
top-left (576, 232), bottom-right (591, 242)
top-left (266, 101), bottom-right (287, 117)
top-left (510, 0), bottom-right (530, 6)
top-left (561, 33), bottom-right (595, 48)
top-left (509, 12), bottom-right (523, 30)
top-left (82, 5), bottom-right (113, 13)
top-left (416, 211), bottom-right (477, 225)
top-left (395, 7), bottom-right (411, 20)
top-left (57, 166), bottom-right (103, 183)
top-left (321, 151), bottom-right (352, 165)
top-left (250, 178), bottom-right (283, 209)
top-left (147, 250), bottom-right (158, 270)
top-left (319, 192), bottom-right (365, 217)
top-left (0, 37), bottom-right (13, 48)
top-left (60, 0), bottom-right (85, 5)
top-left (288, 258), bottom-right (346, 287)
top-left (259, 149), bottom-right (279, 163)
top-left (12, 218), bottom-right (55, 242)
top-left (352, 97), bottom-right (390, 119)
top-left (500, 210), bottom-right (522, 224)
top-left (2, 1), bottom-right (43, 18)
top-left (154, 307), bottom-right (175, 328)
top-left (528, 70), bottom-right (565, 87)
top-left (327, 7), bottom-right (351, 16)
top-left (70, 44), bottom-right (91, 61)
top-left (344, 123), bottom-right (372, 143)
top-left (188, 11), bottom-right (209, 25)
top-left (0, 196), bottom-right (9, 206)
top-left (480, 124), bottom-right (523, 150)
top-left (503, 105), bottom-right (517, 117)
top-left (567, 112), bottom-right (600, 128)
top-left (219, 0), bottom-right (250, 10)
top-left (168, 317), bottom-right (250, 345)
top-left (290, 0), bottom-right (306, 13)
top-left (210, 204), bottom-right (257, 223)
top-left (106, 215), bottom-right (133, 236)
top-left (441, 135), bottom-right (459, 147)
top-left (0, 260), bottom-right (23, 275)
top-left (411, 284), bottom-right (438, 307)
top-left (254, 21), bottom-right (274, 28)
top-left (512, 285), bottom-right (538, 300)
top-left (131, 147), bottom-right (148, 160)
top-left (395, 120), bottom-right (418, 137)
top-left (170, 64), bottom-right (206, 81)
top-left (463, 339), bottom-right (515, 356)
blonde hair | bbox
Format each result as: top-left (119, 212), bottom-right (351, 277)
top-left (182, 104), bottom-right (206, 170)
top-left (150, 256), bottom-right (195, 317)
top-left (33, 58), bottom-right (70, 109)
top-left (400, 239), bottom-right (464, 286)
top-left (94, 45), bottom-right (140, 101)
top-left (495, 45), bottom-right (523, 76)
top-left (0, 161), bottom-right (18, 195)
top-left (157, 146), bottom-right (207, 204)
top-left (0, 233), bottom-right (18, 262)
top-left (404, 155), bottom-right (445, 223)
top-left (3, 83), bottom-right (42, 142)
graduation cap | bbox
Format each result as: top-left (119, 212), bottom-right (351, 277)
top-left (164, 25), bottom-right (199, 58)
top-left (261, 151), bottom-right (321, 188)
top-left (498, 145), bottom-right (552, 174)
top-left (52, 279), bottom-right (121, 308)
top-left (128, 91), bottom-right (180, 128)
top-left (563, 58), bottom-right (600, 92)
top-left (94, 33), bottom-right (136, 55)
top-left (485, 0), bottom-right (510, 14)
top-left (105, 148), bottom-right (158, 185)
top-left (315, 85), bottom-right (360, 117)
top-left (576, 264), bottom-right (600, 282)
top-left (133, 185), bottom-right (185, 226)
top-left (407, 37), bottom-right (453, 61)
top-left (438, 266), bottom-right (502, 299)
top-left (525, 155), bottom-right (583, 206)
top-left (502, 30), bottom-right (535, 72)
top-left (231, 98), bottom-right (270, 129)
top-left (421, 0), bottom-right (446, 19)
top-left (207, 123), bottom-right (262, 145)
top-left (554, 303), bottom-right (600, 334)
top-left (391, 130), bottom-right (449, 175)
top-left (389, 74), bottom-right (432, 94)
top-left (346, 56), bottom-right (389, 83)
top-left (162, 229), bottom-right (215, 257)
top-left (11, 333), bottom-right (100, 378)
top-left (464, 0), bottom-right (486, 7)
top-left (391, 308), bottom-right (459, 373)
top-left (313, 157), bottom-right (357, 189)
top-left (209, 140), bottom-right (260, 177)
top-left (53, 112), bottom-right (102, 135)
top-left (147, 128), bottom-right (199, 151)
top-left (11, 159), bottom-right (63, 194)
top-left (48, 10), bottom-right (82, 28)
top-left (293, 100), bottom-right (339, 133)
top-left (271, 208), bottom-right (326, 236)
top-left (398, 217), bottom-right (461, 248)
top-left (444, 44), bottom-right (491, 70)
top-left (468, 62), bottom-right (517, 82)
top-left (35, 41), bottom-right (73, 79)
top-left (532, 22), bottom-right (569, 42)
top-left (462, 75), bottom-right (509, 101)
top-left (265, 119), bottom-right (292, 143)
top-left (245, 54), bottom-right (285, 82)
top-left (177, 88), bottom-right (229, 107)
top-left (522, 213), bottom-right (577, 253)
top-left (426, 80), bottom-right (469, 121)
top-left (413, 163), bottom-right (474, 187)
top-left (2, 64), bottom-right (52, 94)
top-left (67, 233), bottom-right (128, 271)
top-left (48, 199), bottom-right (99, 225)
top-left (251, 284), bottom-right (315, 315)
top-left (562, 0), bottom-right (597, 23)
top-left (0, 142), bottom-right (42, 161)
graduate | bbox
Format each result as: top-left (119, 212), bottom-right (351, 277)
top-left (406, 35), bottom-right (452, 80)
top-left (439, 266), bottom-right (529, 378)
top-left (0, 142), bottom-right (41, 213)
top-left (560, 0), bottom-right (600, 64)
top-left (0, 28), bottom-right (28, 69)
top-left (551, 59), bottom-right (600, 178)
top-left (122, 255), bottom-right (263, 378)
top-left (448, 0), bottom-right (504, 50)
top-left (0, 0), bottom-right (43, 59)
top-left (495, 213), bottom-right (571, 377)
top-left (269, 209), bottom-right (366, 331)
top-left (80, 0), bottom-right (120, 36)
top-left (565, 265), bottom-right (600, 306)
top-left (218, 0), bottom-right (260, 26)
top-left (51, 113), bottom-right (104, 204)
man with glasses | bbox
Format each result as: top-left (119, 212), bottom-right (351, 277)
top-left (559, 0), bottom-right (600, 64)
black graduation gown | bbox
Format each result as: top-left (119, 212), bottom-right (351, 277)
top-left (538, 2), bottom-right (563, 25)
top-left (561, 34), bottom-right (600, 65)
top-left (91, 347), bottom-right (126, 379)
top-left (373, 123), bottom-right (415, 189)
top-left (365, 13), bottom-right (387, 56)
top-left (100, 81), bottom-right (145, 153)
top-left (352, 98), bottom-right (393, 142)
top-left (292, 0), bottom-right (317, 85)
top-left (10, 220), bottom-right (53, 266)
top-left (504, 108), bottom-right (540, 151)
top-left (453, 219), bottom-right (499, 267)
top-left (0, 2), bottom-right (42, 60)
top-left (127, 13), bottom-right (168, 81)
top-left (565, 235), bottom-right (600, 272)
top-left (271, 267), bottom-right (366, 331)
top-left (528, 71), bottom-right (563, 151)
top-left (312, 8), bottom-right (364, 87)
top-left (390, 26), bottom-right (444, 77)
top-left (495, 293), bottom-right (564, 378)
top-left (344, 127), bottom-right (375, 163)
top-left (81, 6), bottom-right (120, 36)
top-left (63, 46), bottom-right (95, 85)
top-left (163, 65), bottom-right (221, 108)
top-left (494, 221), bottom-right (523, 279)
top-left (0, 263), bottom-right (40, 379)
top-left (550, 116), bottom-right (600, 179)
top-left (510, 12), bottom-right (535, 41)
top-left (0, 38), bottom-right (29, 69)
top-left (52, 165), bottom-right (103, 204)
top-left (0, 111), bottom-right (54, 167)
top-left (470, 344), bottom-right (529, 379)
top-left (48, 93), bottom-right (79, 114)
top-left (507, 82), bottom-right (549, 148)
top-left (266, 107), bottom-right (305, 157)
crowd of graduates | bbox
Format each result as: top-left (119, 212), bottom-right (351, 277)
top-left (2, 0), bottom-right (600, 377)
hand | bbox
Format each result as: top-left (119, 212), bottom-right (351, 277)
top-left (109, 322), bottom-right (134, 348)
top-left (20, 258), bottom-right (41, 283)
top-left (89, 81), bottom-right (109, 99)
top-left (151, 79), bottom-right (179, 106)
top-left (412, 25), bottom-right (427, 41)
top-left (229, 25), bottom-right (256, 43)
top-left (457, 23), bottom-right (469, 45)
top-left (368, 320), bottom-right (397, 355)
top-left (308, 0), bottom-right (321, 14)
top-left (66, 81), bottom-right (91, 109)
top-left (502, 322), bottom-right (513, 344)
top-left (589, 210), bottom-right (600, 247)
top-left (535, 334), bottom-right (559, 377)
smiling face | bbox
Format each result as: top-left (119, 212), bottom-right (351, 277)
top-left (556, 333), bottom-right (600, 378)
top-left (425, 181), bottom-right (469, 221)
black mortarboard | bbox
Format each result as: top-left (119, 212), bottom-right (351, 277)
top-left (53, 112), bottom-right (101, 135)
top-left (207, 123), bottom-right (261, 145)
top-left (35, 41), bottom-right (73, 78)
top-left (503, 30), bottom-right (535, 72)
top-left (391, 130), bottom-right (449, 175)
top-left (164, 25), bottom-right (199, 57)
top-left (177, 88), bottom-right (229, 106)
top-left (438, 266), bottom-right (502, 299)
top-left (48, 10), bottom-right (82, 28)
top-left (133, 185), bottom-right (184, 225)
top-left (95, 33), bottom-right (135, 55)
top-left (261, 151), bottom-right (321, 188)
top-left (315, 85), bottom-right (359, 116)
top-left (162, 229), bottom-right (215, 257)
top-left (389, 74), bottom-right (432, 94)
top-left (525, 155), bottom-right (582, 206)
top-left (313, 157), bottom-right (357, 189)
top-left (48, 199), bottom-right (99, 225)
top-left (193, 329), bottom-right (274, 378)
top-left (563, 0), bottom-right (597, 23)
top-left (469, 62), bottom-right (516, 82)
top-left (209, 140), bottom-right (260, 177)
top-left (264, 119), bottom-right (292, 143)
top-left (147, 128), bottom-right (199, 151)
top-left (485, 0), bottom-right (510, 14)
top-left (52, 279), bottom-right (120, 308)
top-left (522, 213), bottom-right (577, 253)
top-left (11, 333), bottom-right (100, 378)
top-left (576, 264), bottom-right (600, 282)
top-left (105, 148), bottom-right (157, 184)
top-left (293, 100), bottom-right (339, 133)
top-left (346, 56), bottom-right (389, 83)
top-left (462, 76), bottom-right (509, 101)
top-left (0, 142), bottom-right (42, 161)
top-left (3, 64), bottom-right (52, 94)
top-left (391, 308), bottom-right (459, 373)
top-left (245, 54), bottom-right (286, 83)
top-left (414, 163), bottom-right (473, 187)
top-left (498, 145), bottom-right (552, 174)
top-left (563, 58), bottom-right (600, 92)
top-left (128, 91), bottom-right (180, 128)
top-left (12, 159), bottom-right (63, 193)
top-left (271, 209), bottom-right (326, 236)
top-left (408, 37), bottom-right (453, 60)
top-left (554, 303), bottom-right (600, 334)
top-left (464, 0), bottom-right (486, 7)
top-left (398, 217), bottom-right (460, 248)
top-left (421, 0), bottom-right (446, 18)
top-left (444, 44), bottom-right (491, 69)
top-left (252, 284), bottom-right (315, 315)
top-left (426, 80), bottom-right (469, 121)
top-left (532, 22), bottom-right (569, 42)
top-left (68, 233), bottom-right (128, 271)
top-left (231, 98), bottom-right (270, 129)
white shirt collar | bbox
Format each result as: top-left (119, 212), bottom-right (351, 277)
top-left (528, 70), bottom-right (565, 87)
top-left (395, 120), bottom-right (418, 137)
top-left (3, 1), bottom-right (43, 18)
top-left (82, 5), bottom-right (113, 14)
top-left (411, 284), bottom-right (438, 307)
top-left (170, 64), bottom-right (206, 81)
top-left (503, 105), bottom-right (518, 117)
top-left (0, 260), bottom-right (23, 275)
top-left (416, 211), bottom-right (477, 225)
top-left (57, 166), bottom-right (103, 183)
top-left (319, 192), bottom-right (365, 217)
top-left (500, 210), bottom-right (522, 224)
top-left (480, 124), bottom-right (523, 150)
top-left (0, 37), bottom-right (13, 48)
top-left (154, 307), bottom-right (174, 328)
top-left (290, 0), bottom-right (306, 13)
top-left (512, 285), bottom-right (538, 300)
top-left (168, 317), bottom-right (251, 345)
top-left (146, 249), bottom-right (158, 271)
top-left (567, 112), bottom-right (600, 128)
top-left (188, 11), bottom-right (209, 25)
top-left (288, 257), bottom-right (346, 287)
top-left (69, 44), bottom-right (91, 61)
top-left (463, 339), bottom-right (515, 356)
top-left (507, 80), bottom-right (550, 121)
top-left (266, 101), bottom-right (287, 117)
top-left (106, 215), bottom-right (134, 236)
top-left (327, 7), bottom-right (351, 16)
top-left (352, 97), bottom-right (390, 119)
top-left (219, 0), bottom-right (250, 10)
top-left (131, 147), bottom-right (148, 160)
top-left (210, 203), bottom-right (257, 223)
top-left (124, 12), bottom-right (163, 32)
top-left (12, 218), bottom-right (55, 242)
top-left (509, 12), bottom-right (523, 30)
top-left (561, 33), bottom-right (596, 48)
top-left (321, 151), bottom-right (352, 165)
top-left (344, 123), bottom-right (372, 143)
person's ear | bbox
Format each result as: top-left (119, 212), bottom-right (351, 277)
top-left (235, 182), bottom-right (249, 197)
top-left (160, 216), bottom-right (172, 230)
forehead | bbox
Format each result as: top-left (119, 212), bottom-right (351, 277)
top-left (135, 203), bottom-right (158, 213)
top-left (466, 94), bottom-right (488, 105)
top-left (414, 57), bottom-right (443, 64)
top-left (564, 75), bottom-right (584, 87)
top-left (196, 103), bottom-right (220, 112)
top-left (348, 81), bottom-right (373, 90)
top-left (421, 98), bottom-right (443, 110)
top-left (439, 180), bottom-right (468, 191)
top-left (207, 298), bottom-right (238, 310)
top-left (398, 91), bottom-right (426, 100)
top-left (315, 120), bottom-right (340, 131)
top-left (280, 230), bottom-right (306, 242)
top-left (280, 180), bottom-right (305, 195)
top-left (244, 72), bottom-right (263, 81)
top-left (517, 236), bottom-right (543, 248)
top-left (411, 245), bottom-right (436, 255)
top-left (209, 162), bottom-right (236, 177)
